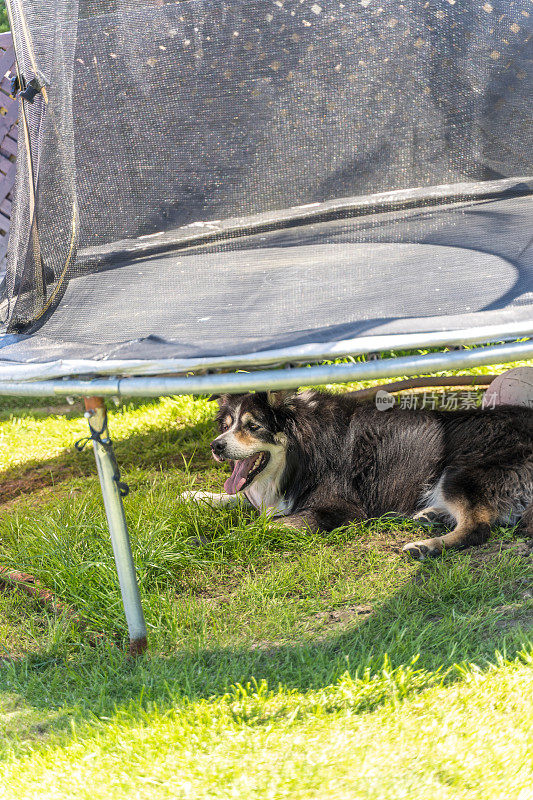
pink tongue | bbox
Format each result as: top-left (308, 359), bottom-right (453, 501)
top-left (224, 456), bottom-right (257, 495)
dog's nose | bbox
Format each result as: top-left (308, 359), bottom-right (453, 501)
top-left (211, 440), bottom-right (225, 457)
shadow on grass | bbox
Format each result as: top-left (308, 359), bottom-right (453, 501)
top-left (0, 539), bottom-right (531, 747)
top-left (0, 414), bottom-right (218, 505)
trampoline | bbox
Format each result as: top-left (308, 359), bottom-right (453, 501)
top-left (0, 0), bottom-right (532, 651)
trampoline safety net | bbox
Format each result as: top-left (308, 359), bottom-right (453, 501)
top-left (0, 0), bottom-right (532, 367)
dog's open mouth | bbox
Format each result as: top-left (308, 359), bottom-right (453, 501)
top-left (224, 452), bottom-right (270, 494)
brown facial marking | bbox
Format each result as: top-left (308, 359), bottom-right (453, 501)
top-left (234, 429), bottom-right (260, 447)
top-left (223, 414), bottom-right (233, 427)
top-left (240, 412), bottom-right (263, 430)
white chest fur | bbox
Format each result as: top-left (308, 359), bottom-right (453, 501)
top-left (244, 482), bottom-right (292, 517)
top-left (243, 448), bottom-right (292, 518)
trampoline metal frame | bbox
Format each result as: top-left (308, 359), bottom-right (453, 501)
top-left (83, 398), bottom-right (147, 656)
top-left (0, 337), bottom-right (531, 397)
top-left (1, 319), bottom-right (533, 381)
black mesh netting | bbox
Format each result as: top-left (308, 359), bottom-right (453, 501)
top-left (0, 0), bottom-right (532, 363)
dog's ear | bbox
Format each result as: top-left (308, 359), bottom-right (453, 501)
top-left (266, 389), bottom-right (298, 409)
top-left (207, 394), bottom-right (230, 405)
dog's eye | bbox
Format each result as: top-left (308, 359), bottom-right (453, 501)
top-left (248, 422), bottom-right (262, 432)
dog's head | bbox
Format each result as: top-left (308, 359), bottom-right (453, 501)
top-left (209, 391), bottom-right (296, 495)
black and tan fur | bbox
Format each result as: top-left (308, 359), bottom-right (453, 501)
top-left (183, 389), bottom-right (533, 559)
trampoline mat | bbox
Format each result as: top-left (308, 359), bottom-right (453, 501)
top-left (0, 191), bottom-right (532, 364)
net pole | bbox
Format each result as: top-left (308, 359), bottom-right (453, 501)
top-left (83, 397), bottom-right (147, 656)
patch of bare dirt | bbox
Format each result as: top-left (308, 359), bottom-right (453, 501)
top-left (308, 605), bottom-right (373, 625)
top-left (493, 603), bottom-right (533, 632)
top-left (29, 404), bottom-right (80, 417)
top-left (0, 464), bottom-right (82, 508)
top-left (247, 608), bottom-right (374, 652)
top-left (0, 403), bottom-right (81, 418)
top-left (468, 539), bottom-right (533, 565)
top-left (297, 604), bottom-right (374, 641)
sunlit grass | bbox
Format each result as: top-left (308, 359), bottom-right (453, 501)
top-left (0, 355), bottom-right (531, 797)
top-left (2, 654), bottom-right (533, 799)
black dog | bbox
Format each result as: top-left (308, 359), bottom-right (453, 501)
top-left (182, 389), bottom-right (533, 559)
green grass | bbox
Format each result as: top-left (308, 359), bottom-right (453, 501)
top-left (0, 3), bottom-right (8, 34)
top-left (0, 360), bottom-right (532, 797)
top-left (2, 656), bottom-right (533, 799)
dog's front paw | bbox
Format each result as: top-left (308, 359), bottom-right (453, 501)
top-left (178, 489), bottom-right (208, 504)
top-left (178, 490), bottom-right (242, 508)
top-left (179, 490), bottom-right (219, 502)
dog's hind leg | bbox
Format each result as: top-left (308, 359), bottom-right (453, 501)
top-left (412, 477), bottom-right (454, 529)
top-left (412, 507), bottom-right (450, 529)
top-left (404, 503), bottom-right (493, 560)
top-left (403, 469), bottom-right (495, 560)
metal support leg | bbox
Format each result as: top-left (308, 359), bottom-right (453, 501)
top-left (84, 397), bottom-right (147, 655)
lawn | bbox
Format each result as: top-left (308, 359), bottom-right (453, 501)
top-left (0, 359), bottom-right (532, 798)
top-left (0, 4), bottom-right (8, 34)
